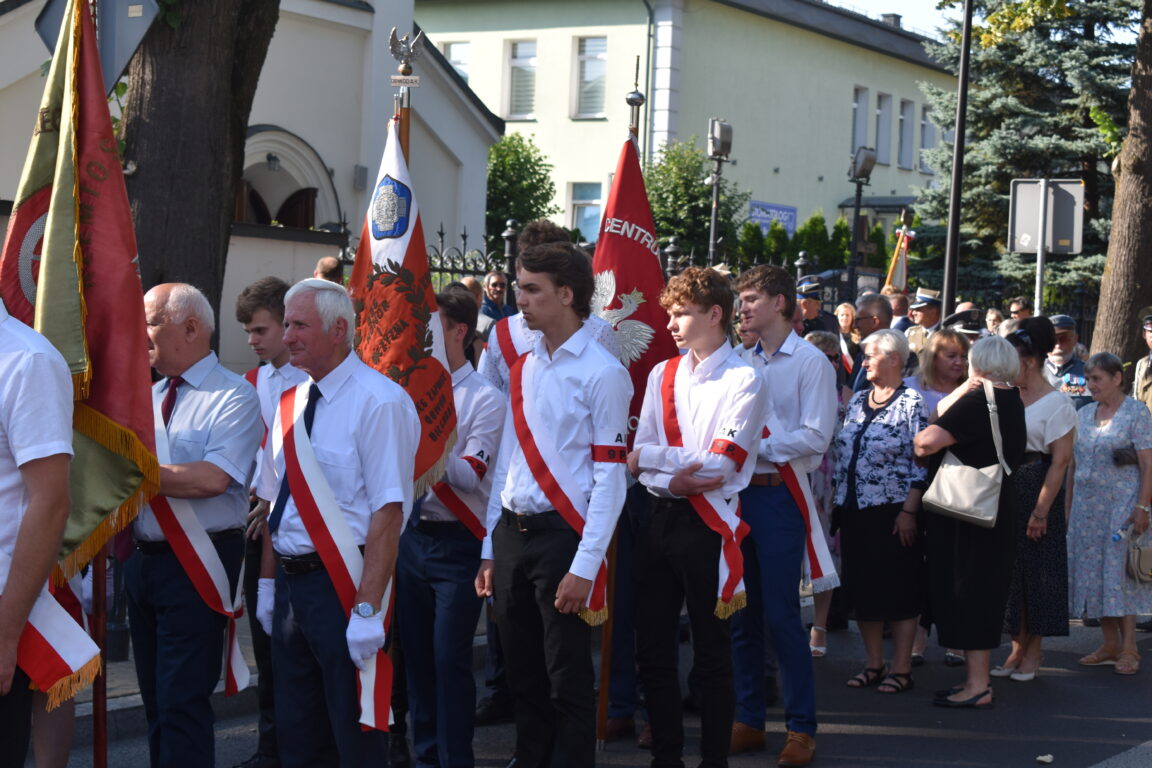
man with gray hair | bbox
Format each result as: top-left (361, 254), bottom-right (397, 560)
top-left (253, 278), bottom-right (419, 766)
top-left (129, 283), bottom-right (263, 767)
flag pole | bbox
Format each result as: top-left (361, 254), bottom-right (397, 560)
top-left (92, 547), bottom-right (108, 768)
top-left (595, 64), bottom-right (647, 750)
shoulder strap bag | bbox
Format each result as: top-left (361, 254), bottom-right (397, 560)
top-left (922, 380), bottom-right (1012, 528)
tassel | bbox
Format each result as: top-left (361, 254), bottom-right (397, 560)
top-left (42, 654), bottom-right (102, 711)
top-left (578, 605), bottom-right (608, 627)
top-left (714, 591), bottom-right (747, 619)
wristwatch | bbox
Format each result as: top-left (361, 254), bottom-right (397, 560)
top-left (1137, 503), bottom-right (1152, 514)
top-left (353, 601), bottom-right (379, 618)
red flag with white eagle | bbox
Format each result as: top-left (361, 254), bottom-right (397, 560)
top-left (592, 137), bottom-right (678, 447)
top-left (348, 115), bottom-right (456, 493)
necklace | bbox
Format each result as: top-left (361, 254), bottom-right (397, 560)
top-left (869, 387), bottom-right (898, 408)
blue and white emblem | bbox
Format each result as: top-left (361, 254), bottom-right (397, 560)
top-left (370, 175), bottom-right (411, 240)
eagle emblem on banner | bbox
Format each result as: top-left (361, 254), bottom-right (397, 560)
top-left (592, 269), bottom-right (655, 365)
top-left (371, 175), bottom-right (411, 240)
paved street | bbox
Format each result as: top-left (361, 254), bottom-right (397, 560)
top-left (43, 617), bottom-right (1152, 768)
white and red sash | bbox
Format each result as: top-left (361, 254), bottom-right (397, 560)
top-left (429, 481), bottom-right (486, 540)
top-left (0, 551), bottom-right (100, 710)
top-left (509, 353), bottom-right (609, 626)
top-left (494, 316), bottom-right (533, 372)
top-left (148, 398), bottom-right (250, 695)
top-left (271, 382), bottom-right (394, 730)
top-left (760, 421), bottom-right (840, 592)
top-left (658, 355), bottom-right (748, 617)
top-left (839, 335), bottom-right (854, 375)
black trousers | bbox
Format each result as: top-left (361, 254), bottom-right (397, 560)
top-left (492, 514), bottom-right (594, 768)
top-left (243, 534), bottom-right (278, 763)
top-left (0, 668), bottom-right (32, 768)
top-left (635, 499), bottom-right (733, 768)
top-left (125, 534), bottom-right (244, 768)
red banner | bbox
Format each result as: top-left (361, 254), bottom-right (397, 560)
top-left (592, 138), bottom-right (678, 447)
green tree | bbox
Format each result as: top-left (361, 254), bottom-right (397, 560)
top-left (485, 133), bottom-right (561, 249)
top-left (764, 220), bottom-right (791, 265)
top-left (734, 221), bottom-right (766, 270)
top-left (829, 216), bottom-right (852, 269)
top-left (789, 212), bottom-right (833, 272)
top-left (867, 222), bottom-right (889, 270)
top-left (918, 0), bottom-right (1136, 295)
top-left (644, 138), bottom-right (750, 262)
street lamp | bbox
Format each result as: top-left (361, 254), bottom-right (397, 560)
top-left (706, 118), bottom-right (733, 267)
top-left (794, 250), bottom-right (810, 282)
top-left (845, 146), bottom-right (877, 302)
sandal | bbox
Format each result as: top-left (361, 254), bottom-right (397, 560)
top-left (877, 672), bottom-right (914, 694)
top-left (846, 664), bottom-right (888, 688)
top-left (1078, 649), bottom-right (1119, 666)
top-left (943, 651), bottom-right (966, 667)
top-left (1115, 652), bottom-right (1141, 676)
top-left (933, 687), bottom-right (993, 709)
top-left (809, 625), bottom-right (827, 659)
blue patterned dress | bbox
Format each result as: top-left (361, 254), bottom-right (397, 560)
top-left (1068, 397), bottom-right (1152, 618)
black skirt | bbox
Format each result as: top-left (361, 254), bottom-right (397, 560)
top-left (840, 502), bottom-right (925, 622)
top-left (1003, 456), bottom-right (1070, 636)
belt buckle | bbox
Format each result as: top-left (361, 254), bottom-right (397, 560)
top-left (516, 514), bottom-right (529, 533)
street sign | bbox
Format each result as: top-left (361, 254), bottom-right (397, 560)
top-left (1008, 178), bottom-right (1084, 255)
top-left (37, 0), bottom-right (160, 97)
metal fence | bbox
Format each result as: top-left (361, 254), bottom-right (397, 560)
top-left (426, 222), bottom-right (514, 291)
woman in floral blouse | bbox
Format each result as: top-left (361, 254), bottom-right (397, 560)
top-left (834, 329), bottom-right (927, 694)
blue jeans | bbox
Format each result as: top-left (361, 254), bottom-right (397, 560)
top-left (396, 520), bottom-right (484, 768)
top-left (731, 484), bottom-right (816, 735)
top-left (608, 482), bottom-right (648, 718)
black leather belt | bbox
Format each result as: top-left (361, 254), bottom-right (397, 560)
top-left (135, 528), bottom-right (242, 555)
top-left (275, 546), bottom-right (365, 576)
top-left (1021, 451), bottom-right (1048, 466)
top-left (415, 518), bottom-right (468, 535)
top-left (500, 508), bottom-right (571, 533)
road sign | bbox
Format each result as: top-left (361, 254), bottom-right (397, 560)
top-left (1008, 178), bottom-right (1084, 255)
top-left (37, 0), bottom-right (160, 98)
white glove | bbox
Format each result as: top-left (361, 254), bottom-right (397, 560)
top-left (256, 578), bottom-right (276, 637)
top-left (346, 612), bottom-right (386, 670)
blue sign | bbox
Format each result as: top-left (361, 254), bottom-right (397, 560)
top-left (749, 201), bottom-right (798, 237)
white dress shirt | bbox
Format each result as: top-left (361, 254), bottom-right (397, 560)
top-left (0, 303), bottom-right (75, 555)
top-left (421, 364), bottom-right (505, 522)
top-left (260, 352), bottom-right (420, 556)
top-left (250, 361), bottom-right (308, 488)
top-left (748, 331), bottom-right (838, 475)
top-left (634, 343), bottom-right (766, 498)
top-left (482, 325), bottom-right (632, 581)
top-left (478, 313), bottom-right (621, 395)
top-left (135, 352), bottom-right (264, 541)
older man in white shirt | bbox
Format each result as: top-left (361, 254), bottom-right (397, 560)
top-left (254, 278), bottom-right (419, 768)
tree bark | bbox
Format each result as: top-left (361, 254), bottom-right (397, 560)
top-left (122, 0), bottom-right (280, 319)
top-left (1093, 5), bottom-right (1152, 363)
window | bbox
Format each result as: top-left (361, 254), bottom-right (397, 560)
top-left (508, 40), bottom-right (537, 118)
top-left (898, 99), bottom-right (916, 169)
top-left (443, 42), bottom-right (470, 83)
top-left (575, 37), bottom-right (607, 117)
top-left (874, 93), bottom-right (892, 165)
top-left (571, 182), bottom-right (602, 240)
top-left (852, 86), bottom-right (869, 152)
top-left (920, 106), bottom-right (936, 173)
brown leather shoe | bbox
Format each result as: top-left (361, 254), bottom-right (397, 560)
top-left (729, 722), bottom-right (766, 754)
top-left (777, 731), bottom-right (815, 767)
top-left (604, 717), bottom-right (635, 741)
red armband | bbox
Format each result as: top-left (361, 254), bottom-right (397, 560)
top-left (463, 455), bottom-right (487, 479)
top-left (709, 439), bottom-right (748, 471)
top-left (591, 445), bottom-right (628, 463)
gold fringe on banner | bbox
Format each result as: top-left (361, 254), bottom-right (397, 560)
top-left (54, 402), bottom-right (160, 581)
top-left (411, 426), bottom-right (457, 499)
top-left (41, 653), bottom-right (102, 711)
top-left (713, 591), bottom-right (747, 620)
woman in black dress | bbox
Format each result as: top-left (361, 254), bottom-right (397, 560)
top-left (914, 336), bottom-right (1026, 708)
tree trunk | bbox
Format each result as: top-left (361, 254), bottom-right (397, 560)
top-left (1093, 5), bottom-right (1152, 363)
top-left (122, 0), bottom-right (280, 319)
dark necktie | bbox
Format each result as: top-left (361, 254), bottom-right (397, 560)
top-left (161, 376), bottom-right (184, 426)
top-left (268, 383), bottom-right (321, 533)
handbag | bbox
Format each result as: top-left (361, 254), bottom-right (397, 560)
top-left (922, 380), bottom-right (1012, 528)
top-left (1127, 531), bottom-right (1152, 583)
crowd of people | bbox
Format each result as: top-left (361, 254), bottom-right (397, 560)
top-left (4, 239), bottom-right (1152, 768)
